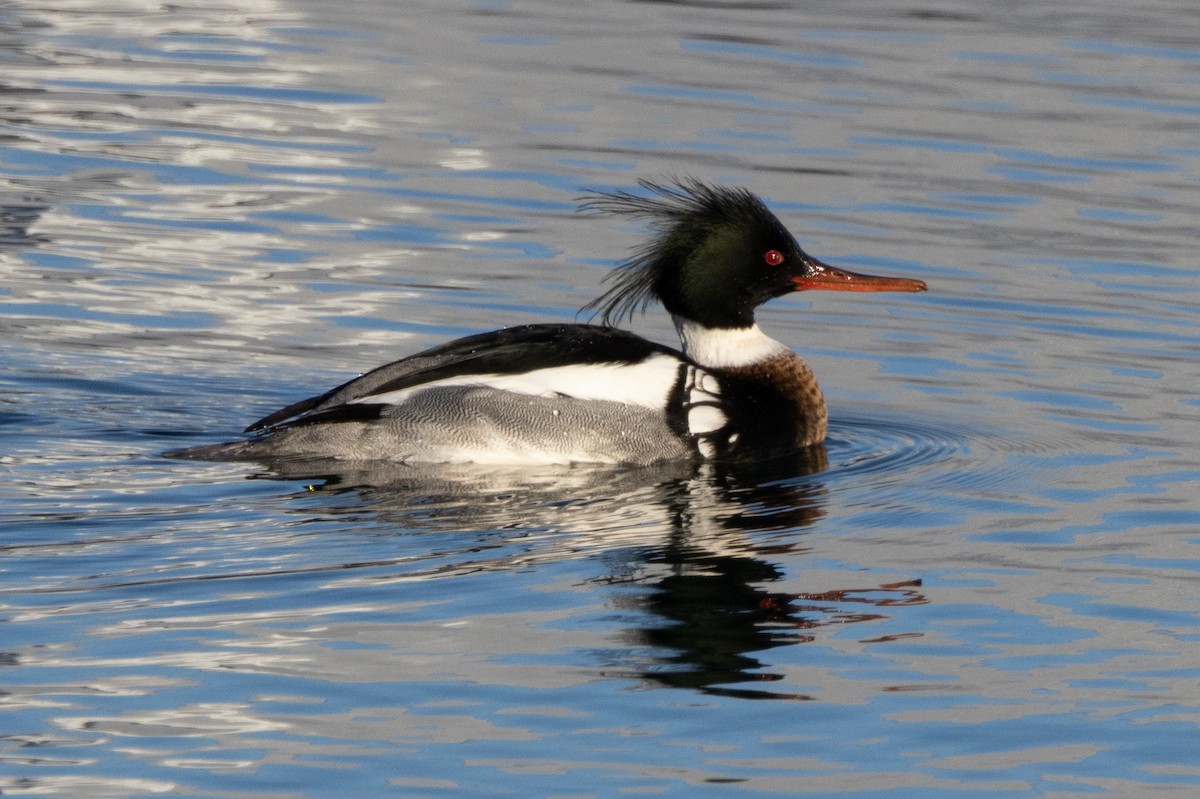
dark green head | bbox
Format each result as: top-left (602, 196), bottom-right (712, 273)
top-left (581, 178), bottom-right (925, 330)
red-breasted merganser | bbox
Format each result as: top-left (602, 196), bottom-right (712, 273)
top-left (172, 179), bottom-right (926, 465)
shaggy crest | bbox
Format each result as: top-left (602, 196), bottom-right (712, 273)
top-left (580, 178), bottom-right (789, 327)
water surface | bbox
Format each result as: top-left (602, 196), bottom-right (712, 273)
top-left (3, 0), bottom-right (1200, 796)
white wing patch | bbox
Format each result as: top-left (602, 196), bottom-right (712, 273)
top-left (682, 366), bottom-right (728, 457)
top-left (687, 405), bottom-right (725, 435)
top-left (355, 354), bottom-right (683, 408)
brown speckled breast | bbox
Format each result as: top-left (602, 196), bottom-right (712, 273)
top-left (706, 352), bottom-right (827, 459)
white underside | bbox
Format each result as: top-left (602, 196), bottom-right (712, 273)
top-left (355, 354), bottom-right (683, 408)
top-left (673, 318), bottom-right (789, 369)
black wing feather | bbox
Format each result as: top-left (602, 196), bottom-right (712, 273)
top-left (246, 323), bottom-right (683, 432)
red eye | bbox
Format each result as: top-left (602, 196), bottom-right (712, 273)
top-left (764, 249), bottom-right (785, 266)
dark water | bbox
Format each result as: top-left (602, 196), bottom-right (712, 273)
top-left (3, 1), bottom-right (1200, 796)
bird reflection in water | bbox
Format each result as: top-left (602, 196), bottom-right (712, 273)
top-left (240, 443), bottom-right (926, 700)
top-left (592, 451), bottom-right (926, 700)
top-left (618, 555), bottom-right (924, 700)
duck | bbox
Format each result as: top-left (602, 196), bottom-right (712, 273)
top-left (170, 178), bottom-right (926, 466)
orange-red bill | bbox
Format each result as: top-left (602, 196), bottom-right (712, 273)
top-left (792, 260), bottom-right (927, 293)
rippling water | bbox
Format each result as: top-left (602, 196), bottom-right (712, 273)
top-left (3, 1), bottom-right (1200, 796)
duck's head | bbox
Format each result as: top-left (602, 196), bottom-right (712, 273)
top-left (582, 178), bottom-right (926, 329)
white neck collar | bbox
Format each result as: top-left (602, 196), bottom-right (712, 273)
top-left (672, 317), bottom-right (790, 369)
